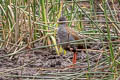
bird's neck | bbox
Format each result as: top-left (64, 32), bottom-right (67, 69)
top-left (59, 23), bottom-right (66, 27)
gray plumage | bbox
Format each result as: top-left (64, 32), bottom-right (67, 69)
top-left (57, 17), bottom-right (76, 50)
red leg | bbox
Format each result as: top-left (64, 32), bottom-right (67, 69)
top-left (72, 52), bottom-right (77, 64)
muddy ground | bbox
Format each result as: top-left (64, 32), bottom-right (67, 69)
top-left (0, 42), bottom-right (108, 80)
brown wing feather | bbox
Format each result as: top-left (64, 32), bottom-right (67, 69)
top-left (65, 27), bottom-right (80, 40)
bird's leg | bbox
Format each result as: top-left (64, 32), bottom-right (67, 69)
top-left (67, 45), bottom-right (77, 65)
top-left (72, 47), bottom-right (77, 65)
top-left (72, 52), bottom-right (77, 64)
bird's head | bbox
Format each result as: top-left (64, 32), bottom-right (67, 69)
top-left (58, 16), bottom-right (66, 24)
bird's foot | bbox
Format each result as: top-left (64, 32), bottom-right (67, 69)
top-left (66, 64), bottom-right (76, 68)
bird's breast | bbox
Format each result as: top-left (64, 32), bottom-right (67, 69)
top-left (57, 27), bottom-right (68, 43)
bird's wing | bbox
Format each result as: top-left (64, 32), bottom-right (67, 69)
top-left (65, 27), bottom-right (80, 40)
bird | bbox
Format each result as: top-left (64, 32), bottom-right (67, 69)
top-left (57, 16), bottom-right (83, 65)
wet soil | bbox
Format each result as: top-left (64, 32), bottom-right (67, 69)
top-left (0, 42), bottom-right (107, 80)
